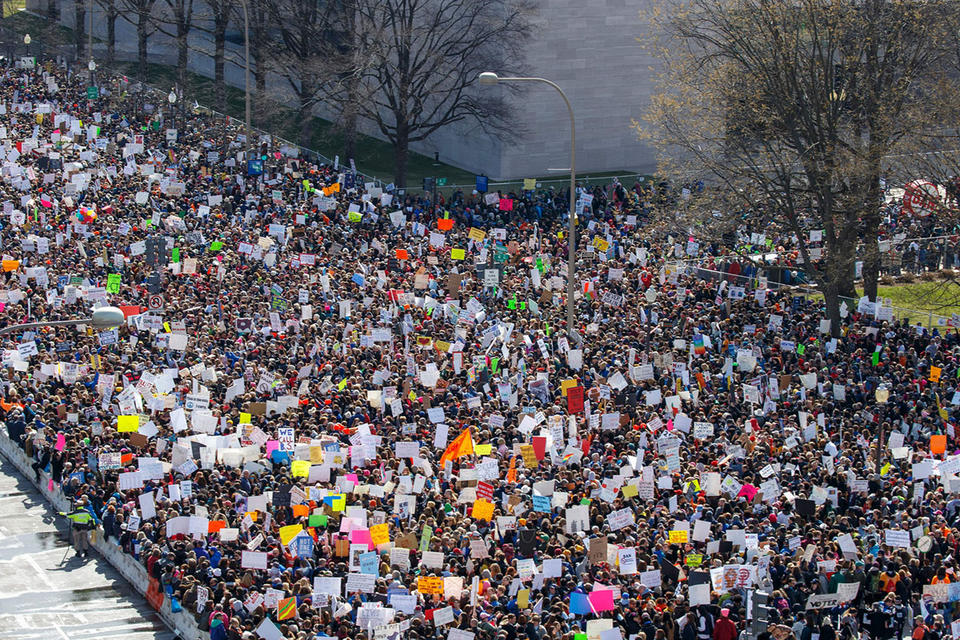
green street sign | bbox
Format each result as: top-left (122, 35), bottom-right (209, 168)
top-left (436, 177), bottom-right (447, 186)
top-left (86, 86), bottom-right (99, 100)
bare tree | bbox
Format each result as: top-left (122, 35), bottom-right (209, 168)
top-left (352, 0), bottom-right (533, 187)
top-left (94, 0), bottom-right (120, 64)
top-left (265, 0), bottom-right (335, 146)
top-left (640, 0), bottom-right (959, 334)
top-left (152, 0), bottom-right (196, 93)
top-left (117, 0), bottom-right (158, 79)
top-left (208, 0), bottom-right (233, 112)
top-left (246, 0), bottom-right (271, 127)
top-left (74, 0), bottom-right (86, 62)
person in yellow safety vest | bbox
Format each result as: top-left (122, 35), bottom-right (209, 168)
top-left (59, 505), bottom-right (94, 558)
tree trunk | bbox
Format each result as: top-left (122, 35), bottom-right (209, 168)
top-left (862, 172), bottom-right (882, 302)
top-left (106, 5), bottom-right (117, 64)
top-left (176, 29), bottom-right (188, 90)
top-left (75, 2), bottom-right (86, 61)
top-left (342, 89), bottom-right (357, 164)
top-left (137, 20), bottom-right (148, 79)
top-left (213, 14), bottom-right (226, 112)
top-left (253, 39), bottom-right (267, 127)
top-left (47, 0), bottom-right (59, 21)
top-left (394, 126), bottom-right (409, 188)
top-left (822, 282), bottom-right (842, 339)
top-left (298, 91), bottom-right (313, 147)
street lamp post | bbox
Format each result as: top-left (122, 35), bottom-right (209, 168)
top-left (239, 0), bottom-right (252, 164)
top-left (88, 59), bottom-right (96, 91)
top-left (168, 88), bottom-right (177, 130)
top-left (0, 306), bottom-right (125, 337)
top-left (23, 33), bottom-right (30, 62)
top-left (478, 72), bottom-right (578, 337)
top-left (88, 0), bottom-right (94, 72)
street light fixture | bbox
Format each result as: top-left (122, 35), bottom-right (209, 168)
top-left (477, 72), bottom-right (578, 337)
top-left (0, 306), bottom-right (126, 337)
top-left (239, 0), bottom-right (252, 165)
top-left (23, 34), bottom-right (30, 45)
top-left (168, 89), bottom-right (177, 128)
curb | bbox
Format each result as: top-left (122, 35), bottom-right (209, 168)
top-left (0, 429), bottom-right (205, 640)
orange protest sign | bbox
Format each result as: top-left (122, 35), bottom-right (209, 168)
top-left (291, 504), bottom-right (310, 517)
top-left (2, 260), bottom-right (19, 272)
top-left (931, 434), bottom-right (947, 455)
top-left (930, 366), bottom-right (942, 383)
top-left (437, 218), bottom-right (454, 232)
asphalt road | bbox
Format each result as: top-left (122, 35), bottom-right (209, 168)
top-left (0, 456), bottom-right (176, 640)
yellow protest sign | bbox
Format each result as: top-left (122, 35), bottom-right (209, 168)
top-left (328, 494), bottom-right (346, 511)
top-left (474, 444), bottom-right (492, 456)
top-left (370, 523), bottom-right (390, 546)
top-left (560, 379), bottom-right (578, 397)
top-left (117, 415), bottom-right (139, 432)
top-left (521, 444), bottom-right (538, 469)
top-left (593, 237), bottom-right (610, 252)
top-left (523, 178), bottom-right (537, 190)
top-left (517, 588), bottom-right (530, 608)
top-left (669, 530), bottom-right (689, 544)
top-left (472, 498), bottom-right (494, 521)
top-left (621, 484), bottom-right (639, 499)
top-left (685, 553), bottom-right (703, 567)
top-left (239, 412), bottom-right (251, 424)
top-left (279, 524), bottom-right (302, 546)
top-left (310, 446), bottom-right (325, 464)
top-left (468, 227), bottom-right (486, 242)
top-left (418, 576), bottom-right (444, 594)
top-left (291, 460), bottom-right (310, 477)
top-left (451, 248), bottom-right (465, 260)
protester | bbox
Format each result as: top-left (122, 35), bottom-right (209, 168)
top-left (1, 58), bottom-right (957, 640)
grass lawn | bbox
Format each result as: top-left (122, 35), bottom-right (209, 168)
top-left (875, 281), bottom-right (960, 327)
top-left (804, 279), bottom-right (960, 328)
top-left (2, 5), bottom-right (76, 44)
top-left (4, 0), bottom-right (25, 18)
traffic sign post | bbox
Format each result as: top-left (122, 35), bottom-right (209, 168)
top-left (148, 295), bottom-right (164, 312)
top-left (86, 86), bottom-right (99, 100)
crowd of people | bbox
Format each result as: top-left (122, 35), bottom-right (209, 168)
top-left (3, 58), bottom-right (960, 640)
